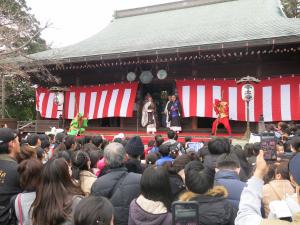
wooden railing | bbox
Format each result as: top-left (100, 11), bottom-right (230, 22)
top-left (17, 120), bottom-right (60, 133)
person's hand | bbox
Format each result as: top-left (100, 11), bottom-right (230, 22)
top-left (253, 150), bottom-right (269, 180)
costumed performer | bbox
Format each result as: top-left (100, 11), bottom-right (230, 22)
top-left (68, 112), bottom-right (88, 136)
top-left (141, 95), bottom-right (157, 134)
top-left (164, 95), bottom-right (172, 128)
top-left (211, 99), bottom-right (232, 136)
top-left (168, 95), bottom-right (182, 133)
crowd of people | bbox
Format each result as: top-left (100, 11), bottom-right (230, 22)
top-left (0, 121), bottom-right (299, 225)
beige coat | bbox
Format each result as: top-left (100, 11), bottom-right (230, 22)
top-left (79, 170), bottom-right (97, 196)
top-left (262, 180), bottom-right (295, 217)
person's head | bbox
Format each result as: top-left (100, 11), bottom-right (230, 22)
top-left (288, 153), bottom-right (300, 188)
top-left (141, 167), bottom-right (172, 210)
top-left (290, 136), bottom-right (300, 153)
top-left (184, 136), bottom-right (192, 143)
top-left (18, 158), bottom-right (43, 191)
top-left (88, 150), bottom-right (100, 169)
top-left (289, 123), bottom-right (298, 135)
top-left (147, 140), bottom-right (155, 148)
top-left (92, 136), bottom-right (103, 148)
top-left (159, 144), bottom-right (170, 157)
top-left (104, 142), bottom-right (126, 169)
top-left (27, 134), bottom-right (41, 147)
top-left (208, 138), bottom-right (230, 155)
top-left (171, 95), bottom-right (177, 102)
top-left (124, 136), bottom-right (144, 158)
top-left (145, 153), bottom-right (159, 165)
top-left (74, 196), bottom-right (114, 225)
top-left (216, 153), bottom-right (240, 174)
top-left (84, 136), bottom-right (92, 144)
top-left (278, 122), bottom-right (288, 132)
top-left (16, 144), bottom-right (36, 163)
top-left (0, 128), bottom-right (20, 157)
top-left (32, 158), bottom-right (82, 225)
top-left (47, 134), bottom-right (55, 144)
top-left (184, 161), bottom-right (215, 194)
top-left (73, 151), bottom-right (91, 171)
top-left (168, 95), bottom-right (172, 101)
top-left (167, 130), bottom-right (176, 140)
top-left (155, 136), bottom-right (164, 147)
top-left (172, 154), bottom-right (192, 173)
top-left (64, 135), bottom-right (76, 150)
top-left (55, 132), bottom-right (66, 145)
top-left (36, 147), bottom-right (46, 163)
top-left (274, 162), bottom-right (290, 180)
top-left (41, 138), bottom-right (50, 152)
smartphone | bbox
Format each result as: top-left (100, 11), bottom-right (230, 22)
top-left (172, 201), bottom-right (199, 225)
top-left (260, 133), bottom-right (277, 161)
top-left (186, 142), bottom-right (203, 153)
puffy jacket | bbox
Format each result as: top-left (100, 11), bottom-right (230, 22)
top-left (214, 170), bottom-right (246, 209)
top-left (180, 186), bottom-right (237, 225)
top-left (91, 167), bottom-right (141, 225)
top-left (128, 195), bottom-right (172, 225)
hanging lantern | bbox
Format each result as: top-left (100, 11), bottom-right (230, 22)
top-left (139, 71), bottom-right (153, 84)
top-left (157, 69), bottom-right (168, 80)
top-left (126, 72), bottom-right (136, 82)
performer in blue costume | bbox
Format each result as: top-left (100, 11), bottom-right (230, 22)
top-left (167, 95), bottom-right (182, 133)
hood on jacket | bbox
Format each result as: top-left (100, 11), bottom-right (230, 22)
top-left (129, 195), bottom-right (171, 225)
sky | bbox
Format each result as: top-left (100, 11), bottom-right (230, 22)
top-left (26, 0), bottom-right (178, 48)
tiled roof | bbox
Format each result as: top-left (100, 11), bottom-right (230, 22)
top-left (28, 0), bottom-right (300, 63)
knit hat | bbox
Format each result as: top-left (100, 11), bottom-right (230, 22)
top-left (125, 136), bottom-right (144, 156)
top-left (289, 153), bottom-right (300, 185)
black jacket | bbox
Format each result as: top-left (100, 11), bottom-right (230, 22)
top-left (0, 155), bottom-right (22, 225)
top-left (91, 167), bottom-right (141, 225)
top-left (180, 187), bottom-right (237, 225)
top-left (125, 159), bottom-right (146, 174)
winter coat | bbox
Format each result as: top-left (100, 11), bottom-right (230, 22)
top-left (128, 195), bottom-right (172, 225)
top-left (91, 167), bottom-right (141, 225)
top-left (203, 153), bottom-right (220, 171)
top-left (262, 180), bottom-right (295, 217)
top-left (0, 154), bottom-right (22, 225)
top-left (214, 170), bottom-right (247, 209)
top-left (125, 158), bottom-right (146, 174)
top-left (79, 170), bottom-right (97, 196)
top-left (180, 186), bottom-right (237, 225)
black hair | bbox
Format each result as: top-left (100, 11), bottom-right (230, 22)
top-left (275, 162), bottom-right (290, 180)
top-left (147, 140), bottom-right (155, 147)
top-left (41, 139), bottom-right (50, 150)
top-left (290, 136), bottom-right (300, 152)
top-left (216, 153), bottom-right (240, 170)
top-left (167, 130), bottom-right (176, 139)
top-left (92, 136), bottom-right (103, 148)
top-left (36, 147), bottom-right (45, 161)
top-left (47, 134), bottom-right (55, 142)
top-left (184, 136), bottom-right (192, 142)
top-left (54, 150), bottom-right (72, 165)
top-left (74, 196), bottom-right (113, 225)
top-left (141, 167), bottom-right (172, 211)
top-left (208, 138), bottom-right (230, 155)
top-left (55, 133), bottom-right (66, 144)
top-left (73, 151), bottom-right (90, 171)
top-left (27, 134), bottom-right (40, 146)
top-left (159, 144), bottom-right (170, 157)
top-left (84, 136), bottom-right (92, 144)
top-left (154, 134), bottom-right (162, 142)
top-left (88, 150), bottom-right (100, 168)
top-left (64, 135), bottom-right (76, 150)
top-left (184, 161), bottom-right (214, 194)
top-left (145, 153), bottom-right (159, 165)
top-left (155, 136), bottom-right (164, 147)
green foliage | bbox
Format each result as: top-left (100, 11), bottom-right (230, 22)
top-left (5, 77), bottom-right (35, 120)
top-left (281, 0), bottom-right (300, 18)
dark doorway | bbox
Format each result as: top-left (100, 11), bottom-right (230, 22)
top-left (142, 82), bottom-right (174, 128)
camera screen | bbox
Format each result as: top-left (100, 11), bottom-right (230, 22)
top-left (186, 142), bottom-right (203, 153)
top-left (260, 135), bottom-right (277, 160)
top-left (174, 204), bottom-right (198, 225)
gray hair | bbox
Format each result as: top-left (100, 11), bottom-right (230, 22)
top-left (104, 142), bottom-right (126, 168)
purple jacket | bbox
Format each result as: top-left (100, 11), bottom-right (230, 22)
top-left (128, 198), bottom-right (172, 225)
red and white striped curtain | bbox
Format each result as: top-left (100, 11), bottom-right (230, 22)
top-left (36, 82), bottom-right (138, 119)
top-left (176, 76), bottom-right (300, 122)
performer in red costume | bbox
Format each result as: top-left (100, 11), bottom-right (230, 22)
top-left (212, 99), bottom-right (232, 136)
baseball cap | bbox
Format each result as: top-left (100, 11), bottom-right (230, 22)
top-left (289, 152), bottom-right (300, 185)
top-left (0, 128), bottom-right (18, 144)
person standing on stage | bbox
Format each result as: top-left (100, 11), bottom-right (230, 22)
top-left (211, 99), bottom-right (232, 136)
top-left (168, 95), bottom-right (182, 133)
top-left (164, 95), bottom-right (172, 128)
top-left (141, 95), bottom-right (157, 134)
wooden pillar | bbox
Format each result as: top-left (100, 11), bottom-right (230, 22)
top-left (120, 118), bottom-right (124, 129)
top-left (75, 74), bottom-right (80, 87)
top-left (191, 117), bottom-right (197, 130)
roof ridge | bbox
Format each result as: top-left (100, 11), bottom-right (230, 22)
top-left (114, 0), bottom-right (235, 19)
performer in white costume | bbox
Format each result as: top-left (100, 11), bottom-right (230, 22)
top-left (141, 95), bottom-right (157, 134)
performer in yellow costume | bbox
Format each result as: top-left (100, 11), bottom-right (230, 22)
top-left (68, 113), bottom-right (88, 136)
